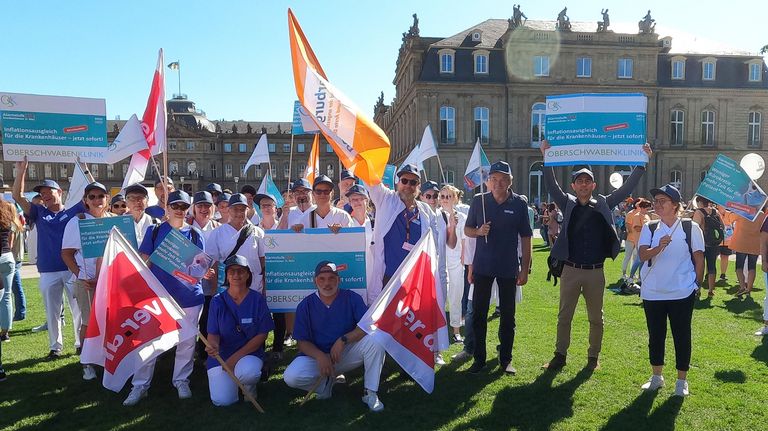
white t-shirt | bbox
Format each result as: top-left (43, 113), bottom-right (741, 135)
top-left (192, 219), bottom-right (219, 242)
top-left (443, 209), bottom-right (467, 266)
top-left (134, 212), bottom-right (156, 246)
top-left (287, 205), bottom-right (316, 227)
top-left (299, 206), bottom-right (352, 228)
top-left (639, 219), bottom-right (704, 301)
top-left (206, 223), bottom-right (266, 292)
top-left (62, 213), bottom-right (100, 280)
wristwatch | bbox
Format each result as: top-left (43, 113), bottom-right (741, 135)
top-left (340, 335), bottom-right (349, 345)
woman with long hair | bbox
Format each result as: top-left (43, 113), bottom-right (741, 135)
top-left (0, 197), bottom-right (22, 343)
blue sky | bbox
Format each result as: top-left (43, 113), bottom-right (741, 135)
top-left (2, 0), bottom-right (764, 122)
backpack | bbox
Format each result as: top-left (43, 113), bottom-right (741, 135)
top-left (697, 208), bottom-right (724, 247)
top-left (646, 219), bottom-right (693, 268)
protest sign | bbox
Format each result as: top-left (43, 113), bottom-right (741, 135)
top-left (149, 229), bottom-right (213, 286)
top-left (544, 93), bottom-right (648, 166)
top-left (79, 215), bottom-right (138, 258)
top-left (696, 154), bottom-right (768, 222)
top-left (264, 227), bottom-right (367, 312)
top-left (0, 92), bottom-right (108, 163)
top-left (381, 164), bottom-right (397, 189)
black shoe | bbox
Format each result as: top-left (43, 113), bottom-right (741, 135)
top-left (46, 350), bottom-right (63, 360)
top-left (468, 361), bottom-right (486, 374)
top-left (76, 347), bottom-right (82, 356)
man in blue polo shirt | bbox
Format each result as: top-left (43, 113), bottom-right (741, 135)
top-left (123, 190), bottom-right (206, 406)
top-left (464, 161), bottom-right (532, 375)
top-left (13, 158), bottom-right (89, 359)
top-left (283, 261), bottom-right (386, 412)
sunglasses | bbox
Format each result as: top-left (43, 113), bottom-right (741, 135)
top-left (313, 189), bottom-right (332, 195)
top-left (169, 203), bottom-right (190, 211)
top-left (423, 193), bottom-right (437, 199)
top-left (400, 178), bottom-right (419, 186)
top-left (112, 204), bottom-right (126, 209)
top-left (439, 194), bottom-right (454, 199)
top-left (87, 194), bottom-right (106, 200)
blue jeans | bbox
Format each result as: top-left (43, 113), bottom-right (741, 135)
top-left (0, 253), bottom-right (15, 331)
top-left (12, 261), bottom-right (25, 321)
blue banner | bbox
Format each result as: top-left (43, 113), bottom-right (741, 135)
top-left (79, 216), bottom-right (137, 259)
top-left (149, 229), bottom-right (213, 287)
top-left (382, 164), bottom-right (397, 189)
top-left (696, 154), bottom-right (768, 222)
top-left (291, 100), bottom-right (305, 135)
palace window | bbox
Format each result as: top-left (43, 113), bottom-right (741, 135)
top-left (440, 106), bottom-right (456, 144)
top-left (474, 107), bottom-right (489, 144)
top-left (576, 57), bottom-right (592, 78)
top-left (671, 110), bottom-right (685, 146)
top-left (534, 56), bottom-right (550, 77)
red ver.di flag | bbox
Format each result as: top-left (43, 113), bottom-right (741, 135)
top-left (358, 230), bottom-right (449, 393)
top-left (80, 227), bottom-right (195, 392)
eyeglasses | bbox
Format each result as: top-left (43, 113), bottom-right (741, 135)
top-left (112, 204), bottom-right (126, 209)
top-left (653, 198), bottom-right (671, 205)
top-left (313, 189), bottom-right (332, 196)
top-left (126, 195), bottom-right (146, 202)
top-left (400, 178), bottom-right (419, 186)
top-left (169, 203), bottom-right (190, 211)
top-left (87, 194), bottom-right (106, 200)
top-left (439, 194), bottom-right (454, 200)
top-left (423, 193), bottom-right (437, 199)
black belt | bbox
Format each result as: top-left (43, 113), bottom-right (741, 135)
top-left (564, 261), bottom-right (604, 270)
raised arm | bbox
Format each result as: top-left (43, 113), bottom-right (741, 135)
top-left (606, 144), bottom-right (652, 208)
top-left (539, 140), bottom-right (569, 210)
top-left (12, 158), bottom-right (32, 216)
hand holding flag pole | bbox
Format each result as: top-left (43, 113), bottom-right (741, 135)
top-left (198, 333), bottom-right (265, 413)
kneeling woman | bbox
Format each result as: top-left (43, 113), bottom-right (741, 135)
top-left (638, 184), bottom-right (704, 397)
top-left (206, 255), bottom-right (274, 406)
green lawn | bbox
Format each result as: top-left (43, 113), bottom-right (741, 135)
top-left (1, 241), bottom-right (767, 430)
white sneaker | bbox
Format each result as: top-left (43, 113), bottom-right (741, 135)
top-left (315, 376), bottom-right (334, 400)
top-left (82, 365), bottom-right (97, 381)
top-left (754, 326), bottom-right (768, 336)
top-left (123, 387), bottom-right (148, 406)
top-left (335, 374), bottom-right (346, 384)
top-left (674, 379), bottom-right (689, 397)
top-left (362, 390), bottom-right (384, 412)
top-left (176, 382), bottom-right (192, 399)
top-left (640, 374), bottom-right (664, 391)
top-left (451, 351), bottom-right (472, 362)
top-left (435, 353), bottom-right (446, 366)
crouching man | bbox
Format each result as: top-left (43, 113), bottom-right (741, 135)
top-left (283, 261), bottom-right (386, 412)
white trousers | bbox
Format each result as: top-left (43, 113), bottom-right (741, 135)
top-left (447, 263), bottom-right (464, 328)
top-left (207, 355), bottom-right (263, 406)
top-left (131, 304), bottom-right (202, 390)
top-left (622, 240), bottom-right (637, 274)
top-left (284, 335), bottom-right (385, 392)
top-left (39, 271), bottom-right (81, 351)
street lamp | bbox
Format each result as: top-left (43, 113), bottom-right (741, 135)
top-left (234, 176), bottom-right (239, 192)
top-left (180, 176), bottom-right (185, 192)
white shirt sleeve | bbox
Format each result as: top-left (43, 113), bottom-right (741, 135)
top-left (690, 221), bottom-right (705, 252)
top-left (338, 210), bottom-right (352, 227)
top-left (255, 226), bottom-right (266, 258)
top-left (62, 217), bottom-right (82, 250)
top-left (206, 227), bottom-right (223, 261)
top-left (638, 223), bottom-right (652, 247)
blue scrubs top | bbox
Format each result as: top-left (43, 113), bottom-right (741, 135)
top-left (145, 205), bottom-right (165, 219)
top-left (206, 289), bottom-right (274, 370)
top-left (293, 289), bottom-right (367, 354)
top-left (382, 206), bottom-right (422, 277)
top-left (28, 201), bottom-right (86, 273)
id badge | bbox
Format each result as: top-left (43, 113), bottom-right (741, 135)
top-left (402, 242), bottom-right (414, 251)
top-left (241, 317), bottom-right (253, 324)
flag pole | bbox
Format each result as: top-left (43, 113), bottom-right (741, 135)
top-left (197, 332), bottom-right (265, 413)
top-left (162, 150), bottom-right (169, 210)
top-left (300, 377), bottom-right (325, 406)
top-left (436, 156), bottom-right (446, 185)
top-left (287, 131), bottom-right (295, 189)
top-left (481, 178), bottom-right (488, 244)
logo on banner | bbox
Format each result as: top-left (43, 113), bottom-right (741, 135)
top-left (0, 95), bottom-right (17, 107)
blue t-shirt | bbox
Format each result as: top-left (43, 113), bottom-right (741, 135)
top-left (293, 289), bottom-right (367, 354)
top-left (206, 289), bottom-right (274, 370)
top-left (145, 205), bottom-right (165, 219)
top-left (466, 192), bottom-right (533, 279)
top-left (28, 202), bottom-right (86, 273)
top-left (382, 206), bottom-right (422, 277)
top-left (139, 222), bottom-right (205, 308)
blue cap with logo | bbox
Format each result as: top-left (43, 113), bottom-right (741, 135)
top-left (291, 178), bottom-right (312, 191)
top-left (313, 175), bottom-right (334, 189)
top-left (84, 182), bottom-right (108, 194)
top-left (228, 193), bottom-right (249, 207)
top-left (167, 190), bottom-right (191, 206)
top-left (314, 260), bottom-right (339, 277)
top-left (650, 184), bottom-right (682, 204)
top-left (397, 164), bottom-right (420, 178)
top-left (489, 161), bottom-right (511, 176)
top-left (123, 183), bottom-right (149, 196)
top-left (345, 184), bottom-right (369, 199)
top-left (206, 183), bottom-right (223, 194)
top-left (193, 191), bottom-right (214, 205)
top-left (33, 179), bottom-right (62, 192)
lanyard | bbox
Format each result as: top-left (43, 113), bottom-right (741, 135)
top-left (403, 207), bottom-right (419, 242)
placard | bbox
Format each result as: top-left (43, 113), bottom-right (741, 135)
top-left (79, 215), bottom-right (138, 258)
top-left (696, 154), bottom-right (768, 221)
top-left (149, 228), bottom-right (213, 286)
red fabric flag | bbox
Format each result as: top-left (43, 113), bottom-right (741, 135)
top-left (358, 230), bottom-right (450, 393)
top-left (80, 228), bottom-right (195, 392)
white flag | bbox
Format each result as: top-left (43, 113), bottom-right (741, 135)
top-left (104, 114), bottom-right (149, 164)
top-left (243, 134), bottom-right (270, 173)
top-left (121, 156), bottom-right (149, 191)
top-left (64, 163), bottom-right (89, 209)
top-left (399, 125), bottom-right (438, 173)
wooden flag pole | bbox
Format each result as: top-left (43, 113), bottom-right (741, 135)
top-left (197, 332), bottom-right (265, 413)
top-left (162, 150), bottom-right (169, 210)
top-left (436, 155), bottom-right (447, 185)
top-left (299, 377), bottom-right (325, 406)
top-left (287, 131), bottom-right (295, 189)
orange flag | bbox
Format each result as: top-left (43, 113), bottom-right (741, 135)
top-left (303, 134), bottom-right (320, 183)
top-left (288, 9), bottom-right (390, 185)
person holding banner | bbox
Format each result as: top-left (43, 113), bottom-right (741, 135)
top-left (145, 177), bottom-right (175, 219)
top-left (124, 190), bottom-right (205, 406)
top-left (12, 158), bottom-right (91, 360)
top-left (464, 161), bottom-right (532, 375)
top-left (279, 179), bottom-right (315, 229)
top-left (637, 184), bottom-right (704, 397)
top-left (206, 255), bottom-right (274, 406)
top-left (368, 164), bottom-right (438, 302)
top-left (539, 141), bottom-right (652, 372)
top-left (124, 184), bottom-right (156, 245)
top-left (757, 217), bottom-right (768, 336)
top-left (730, 207), bottom-right (767, 298)
top-left (283, 261), bottom-right (386, 412)
top-left (110, 195), bottom-right (127, 216)
top-left (61, 182), bottom-right (112, 380)
top-left (692, 196), bottom-right (724, 297)
top-left (292, 176), bottom-right (351, 231)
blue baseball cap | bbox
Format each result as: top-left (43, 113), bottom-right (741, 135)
top-left (489, 161), bottom-right (511, 175)
top-left (110, 194), bottom-right (126, 205)
top-left (206, 183), bottom-right (223, 194)
top-left (313, 175), bottom-right (334, 189)
top-left (223, 254), bottom-right (252, 287)
top-left (340, 169), bottom-right (355, 181)
top-left (571, 168), bottom-right (595, 182)
top-left (84, 182), bottom-right (108, 194)
top-left (420, 181), bottom-right (440, 194)
top-left (255, 193), bottom-right (277, 206)
top-left (123, 183), bottom-right (149, 196)
top-left (291, 178), bottom-right (312, 191)
top-left (228, 193), bottom-right (249, 207)
top-left (314, 260), bottom-right (339, 278)
top-left (33, 179), bottom-right (62, 192)
top-left (216, 192), bottom-right (232, 205)
top-left (167, 190), bottom-right (191, 206)
top-left (193, 191), bottom-right (214, 205)
top-left (240, 184), bottom-right (257, 195)
top-left (155, 176), bottom-right (174, 187)
top-left (345, 184), bottom-right (369, 199)
top-left (650, 184), bottom-right (682, 204)
top-left (397, 164), bottom-right (420, 178)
